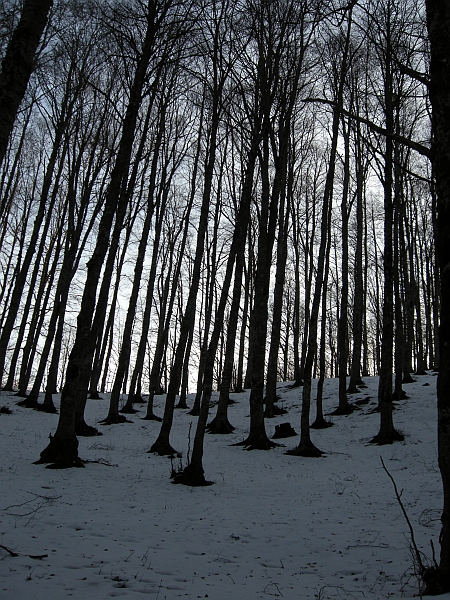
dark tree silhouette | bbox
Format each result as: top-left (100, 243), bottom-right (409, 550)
top-left (0, 0), bottom-right (53, 168)
top-left (425, 0), bottom-right (450, 593)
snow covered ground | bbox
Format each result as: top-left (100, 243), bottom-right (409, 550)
top-left (0, 373), bottom-right (448, 600)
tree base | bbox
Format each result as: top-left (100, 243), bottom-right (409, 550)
top-left (422, 566), bottom-right (450, 596)
top-left (36, 401), bottom-right (58, 414)
top-left (142, 413), bottom-right (162, 422)
top-left (188, 406), bottom-right (200, 416)
top-left (402, 374), bottom-right (415, 384)
top-left (89, 391), bottom-right (102, 399)
top-left (148, 437), bottom-right (179, 456)
top-left (285, 440), bottom-right (323, 457)
top-left (17, 395), bottom-right (39, 408)
top-left (175, 401), bottom-right (189, 409)
top-left (415, 369), bottom-right (428, 376)
top-left (264, 404), bottom-right (288, 418)
top-left (392, 390), bottom-right (409, 400)
top-left (233, 434), bottom-right (279, 450)
top-left (289, 380), bottom-right (304, 388)
top-left (120, 405), bottom-right (138, 414)
top-left (310, 416), bottom-right (334, 429)
top-left (331, 404), bottom-right (355, 416)
top-left (369, 429), bottom-right (404, 445)
top-left (171, 463), bottom-right (213, 486)
top-left (206, 416), bottom-right (235, 434)
top-left (346, 384), bottom-right (360, 394)
top-left (100, 414), bottom-right (130, 425)
top-left (35, 434), bottom-right (84, 468)
top-left (76, 420), bottom-right (102, 437)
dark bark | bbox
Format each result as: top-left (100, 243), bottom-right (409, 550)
top-left (265, 188), bottom-right (289, 418)
top-left (104, 103), bottom-right (163, 424)
top-left (38, 1), bottom-right (160, 466)
top-left (370, 5), bottom-right (403, 445)
top-left (150, 57), bottom-right (223, 456)
top-left (0, 90), bottom-right (71, 386)
top-left (348, 119), bottom-right (366, 393)
top-left (335, 112), bottom-right (352, 415)
top-left (425, 0), bottom-right (450, 593)
top-left (0, 0), bottom-right (53, 168)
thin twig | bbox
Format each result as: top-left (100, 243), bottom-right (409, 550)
top-left (0, 544), bottom-right (18, 557)
top-left (380, 456), bottom-right (426, 574)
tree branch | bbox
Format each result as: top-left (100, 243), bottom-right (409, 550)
top-left (302, 97), bottom-right (432, 159)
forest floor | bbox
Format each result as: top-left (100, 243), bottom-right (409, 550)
top-left (0, 373), bottom-right (448, 600)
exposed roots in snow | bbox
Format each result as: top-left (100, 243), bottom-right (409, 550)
top-left (119, 404), bottom-right (138, 414)
top-left (264, 403), bottom-right (288, 418)
top-left (369, 429), bottom-right (404, 445)
top-left (206, 417), bottom-right (235, 434)
top-left (17, 395), bottom-right (39, 409)
top-left (148, 438), bottom-right (180, 457)
top-left (233, 434), bottom-right (279, 450)
top-left (171, 463), bottom-right (213, 487)
top-left (285, 439), bottom-right (324, 457)
top-left (35, 434), bottom-right (84, 469)
top-left (310, 416), bottom-right (334, 429)
top-left (100, 414), bottom-right (130, 425)
top-left (76, 420), bottom-right (102, 437)
top-left (331, 404), bottom-right (355, 416)
top-left (142, 413), bottom-right (162, 422)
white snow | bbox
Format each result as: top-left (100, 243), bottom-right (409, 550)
top-left (0, 373), bottom-right (448, 600)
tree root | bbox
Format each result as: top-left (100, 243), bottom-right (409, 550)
top-left (119, 405), bottom-right (138, 414)
top-left (232, 435), bottom-right (279, 450)
top-left (142, 413), bottom-right (162, 422)
top-left (175, 401), bottom-right (189, 409)
top-left (285, 440), bottom-right (324, 457)
top-left (88, 391), bottom-right (102, 399)
top-left (264, 404), bottom-right (288, 418)
top-left (17, 395), bottom-right (39, 409)
top-left (369, 429), bottom-right (404, 445)
top-left (288, 379), bottom-right (304, 388)
top-left (331, 404), bottom-right (355, 416)
top-left (148, 438), bottom-right (180, 457)
top-left (75, 420), bottom-right (102, 437)
top-left (100, 414), bottom-right (130, 425)
top-left (206, 417), bottom-right (235, 434)
top-left (310, 416), bottom-right (334, 429)
top-left (392, 390), bottom-right (409, 400)
top-left (346, 384), bottom-right (360, 394)
top-left (171, 463), bottom-right (213, 486)
top-left (35, 402), bottom-right (58, 414)
top-left (35, 434), bottom-right (84, 469)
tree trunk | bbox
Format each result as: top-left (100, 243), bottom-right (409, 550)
top-left (38, 1), bottom-right (160, 467)
top-left (371, 6), bottom-right (403, 445)
top-left (424, 0), bottom-right (450, 592)
top-left (0, 0), bottom-right (53, 168)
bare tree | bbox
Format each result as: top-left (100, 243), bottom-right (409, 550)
top-left (424, 0), bottom-right (450, 592)
top-left (0, 0), bottom-right (53, 168)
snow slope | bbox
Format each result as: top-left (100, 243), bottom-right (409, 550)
top-left (0, 373), bottom-right (447, 600)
